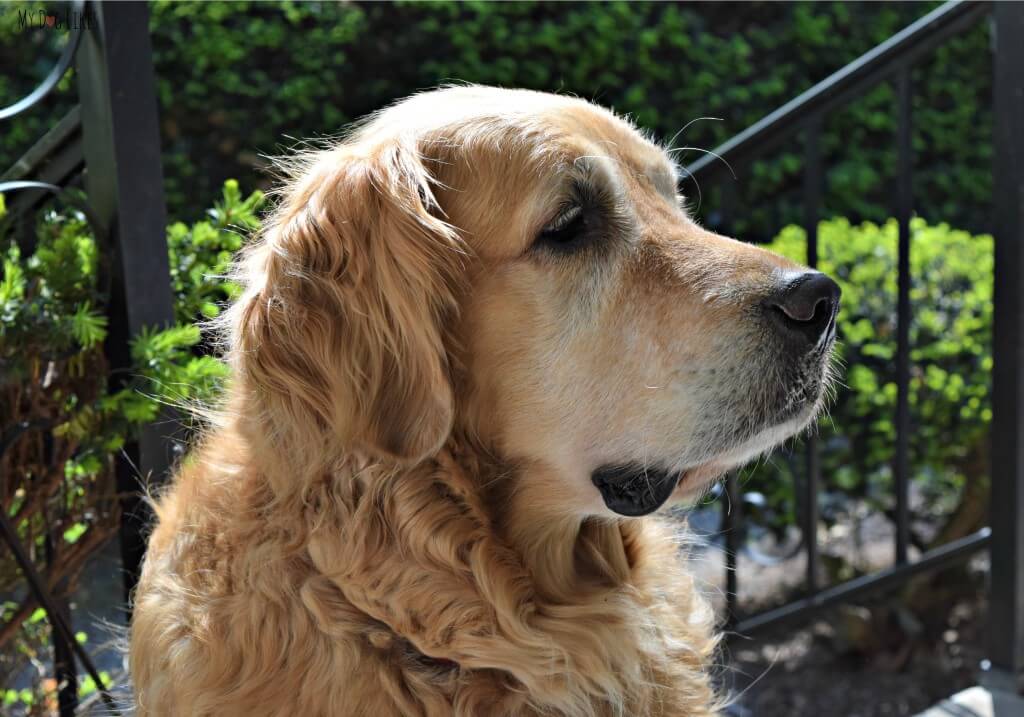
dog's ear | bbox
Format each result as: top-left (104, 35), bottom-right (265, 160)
top-left (227, 140), bottom-right (462, 465)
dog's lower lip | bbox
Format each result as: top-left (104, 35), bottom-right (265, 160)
top-left (591, 465), bottom-right (681, 517)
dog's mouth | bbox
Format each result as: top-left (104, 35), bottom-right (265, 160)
top-left (591, 465), bottom-right (682, 517)
top-left (591, 463), bottom-right (729, 517)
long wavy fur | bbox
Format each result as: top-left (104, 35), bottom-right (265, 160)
top-left (129, 88), bottom-right (722, 717)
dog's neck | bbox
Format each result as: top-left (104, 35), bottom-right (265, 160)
top-left (235, 406), bottom-right (637, 600)
top-left (441, 440), bottom-right (639, 601)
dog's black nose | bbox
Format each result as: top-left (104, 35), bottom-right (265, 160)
top-left (764, 271), bottom-right (841, 349)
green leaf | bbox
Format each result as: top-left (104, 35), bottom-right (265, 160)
top-left (69, 303), bottom-right (108, 348)
top-left (64, 523), bottom-right (87, 545)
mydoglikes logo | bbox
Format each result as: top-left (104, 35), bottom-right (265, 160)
top-left (17, 6), bottom-right (96, 31)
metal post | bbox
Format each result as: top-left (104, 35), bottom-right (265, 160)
top-left (894, 66), bottom-right (913, 566)
top-left (723, 472), bottom-right (742, 626)
top-left (718, 187), bottom-right (741, 627)
top-left (45, 533), bottom-right (77, 717)
top-left (987, 0), bottom-right (1024, 693)
top-left (803, 118), bottom-right (823, 595)
top-left (75, 1), bottom-right (177, 607)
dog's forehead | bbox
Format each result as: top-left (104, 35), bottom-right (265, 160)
top-left (375, 87), bottom-right (676, 185)
top-left (542, 106), bottom-right (669, 168)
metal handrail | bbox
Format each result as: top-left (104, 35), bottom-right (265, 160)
top-left (735, 528), bottom-right (992, 636)
top-left (696, 3), bottom-right (1018, 682)
top-left (697, 0), bottom-right (1024, 693)
top-left (685, 0), bottom-right (990, 183)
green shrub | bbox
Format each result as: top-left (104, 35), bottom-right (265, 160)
top-left (0, 2), bottom-right (993, 237)
top-left (743, 218), bottom-right (992, 544)
top-left (0, 180), bottom-right (263, 709)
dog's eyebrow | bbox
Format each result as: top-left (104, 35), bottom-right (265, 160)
top-left (569, 154), bottom-right (620, 193)
top-left (649, 158), bottom-right (681, 201)
top-left (571, 154), bottom-right (614, 173)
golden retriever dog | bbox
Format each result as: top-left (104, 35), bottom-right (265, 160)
top-left (129, 86), bottom-right (839, 716)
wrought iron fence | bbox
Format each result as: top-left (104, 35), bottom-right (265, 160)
top-left (1, 1), bottom-right (173, 713)
top-left (685, 0), bottom-right (1024, 692)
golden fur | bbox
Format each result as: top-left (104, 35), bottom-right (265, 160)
top-left (129, 86), bottom-right (831, 716)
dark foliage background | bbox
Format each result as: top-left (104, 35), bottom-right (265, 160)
top-left (0, 3), bottom-right (999, 712)
top-left (1, 1), bottom-right (992, 236)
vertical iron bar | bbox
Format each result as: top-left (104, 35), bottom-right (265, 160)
top-left (894, 66), bottom-right (913, 566)
top-left (720, 179), bottom-right (738, 239)
top-left (988, 1), bottom-right (1024, 691)
top-left (45, 534), bottom-right (77, 717)
top-left (76, 1), bottom-right (177, 607)
top-left (723, 473), bottom-right (741, 626)
top-left (803, 118), bottom-right (823, 594)
top-left (718, 184), bottom-right (740, 626)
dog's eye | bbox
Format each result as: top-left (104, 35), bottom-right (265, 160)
top-left (536, 204), bottom-right (587, 251)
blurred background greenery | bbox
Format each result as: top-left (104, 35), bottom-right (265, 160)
top-left (0, 1), bottom-right (992, 232)
top-left (0, 2), bottom-right (996, 713)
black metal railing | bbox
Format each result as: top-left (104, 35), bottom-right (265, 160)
top-left (686, 0), bottom-right (1023, 692)
top-left (1, 1), bottom-right (175, 713)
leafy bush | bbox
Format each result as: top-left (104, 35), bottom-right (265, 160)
top-left (743, 218), bottom-right (992, 552)
top-left (0, 181), bottom-right (262, 712)
top-left (0, 2), bottom-right (993, 237)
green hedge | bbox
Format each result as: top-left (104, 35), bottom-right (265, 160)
top-left (0, 1), bottom-right (993, 236)
top-left (743, 218), bottom-right (992, 537)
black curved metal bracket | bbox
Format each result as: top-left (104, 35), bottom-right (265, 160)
top-left (0, 0), bottom-right (87, 122)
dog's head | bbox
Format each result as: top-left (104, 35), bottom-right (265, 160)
top-left (228, 86), bottom-right (838, 518)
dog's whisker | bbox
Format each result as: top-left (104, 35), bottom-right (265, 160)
top-left (664, 116), bottom-right (723, 154)
top-left (667, 145), bottom-right (738, 181)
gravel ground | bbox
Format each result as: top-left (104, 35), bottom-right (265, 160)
top-left (675, 506), bottom-right (991, 717)
top-left (721, 594), bottom-right (987, 717)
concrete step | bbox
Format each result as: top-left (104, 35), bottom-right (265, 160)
top-left (914, 686), bottom-right (1024, 717)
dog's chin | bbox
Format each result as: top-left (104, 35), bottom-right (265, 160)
top-left (592, 387), bottom-right (829, 518)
